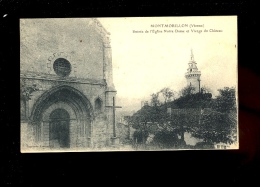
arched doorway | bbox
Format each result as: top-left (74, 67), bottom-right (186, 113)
top-left (30, 85), bottom-right (94, 148)
top-left (49, 109), bottom-right (70, 148)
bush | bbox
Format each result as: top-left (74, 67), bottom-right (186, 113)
top-left (133, 130), bottom-right (149, 144)
top-left (151, 131), bottom-right (179, 148)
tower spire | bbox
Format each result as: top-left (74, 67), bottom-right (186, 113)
top-left (185, 49), bottom-right (201, 93)
top-left (190, 49), bottom-right (194, 61)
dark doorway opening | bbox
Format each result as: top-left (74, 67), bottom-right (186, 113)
top-left (49, 108), bottom-right (70, 148)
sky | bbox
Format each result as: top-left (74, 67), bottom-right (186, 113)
top-left (98, 16), bottom-right (237, 112)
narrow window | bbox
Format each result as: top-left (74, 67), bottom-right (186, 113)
top-left (95, 98), bottom-right (102, 113)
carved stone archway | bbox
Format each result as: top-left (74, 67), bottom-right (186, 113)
top-left (30, 85), bottom-right (94, 148)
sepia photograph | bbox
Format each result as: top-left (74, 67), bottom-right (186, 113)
top-left (20, 16), bottom-right (238, 152)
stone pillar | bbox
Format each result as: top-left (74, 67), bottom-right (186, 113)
top-left (76, 120), bottom-right (80, 147)
top-left (36, 122), bottom-right (44, 147)
top-left (82, 120), bottom-right (87, 147)
top-left (88, 121), bottom-right (94, 148)
top-left (69, 120), bottom-right (77, 148)
top-left (42, 121), bottom-right (50, 147)
top-left (21, 122), bottom-right (28, 150)
top-left (83, 120), bottom-right (92, 147)
top-left (26, 123), bottom-right (35, 147)
top-left (76, 119), bottom-right (86, 148)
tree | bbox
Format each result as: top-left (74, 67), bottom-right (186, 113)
top-left (173, 92), bottom-right (212, 109)
top-left (132, 130), bottom-right (149, 144)
top-left (127, 106), bottom-right (155, 144)
top-left (180, 85), bottom-right (196, 97)
top-left (192, 110), bottom-right (235, 145)
top-left (151, 130), bottom-right (179, 148)
top-left (150, 92), bottom-right (161, 107)
top-left (160, 87), bottom-right (174, 103)
top-left (213, 87), bottom-right (236, 113)
top-left (188, 87), bottom-right (237, 147)
top-left (169, 111), bottom-right (201, 146)
top-left (201, 85), bottom-right (212, 94)
top-left (127, 102), bottom-right (173, 146)
top-left (191, 87), bottom-right (237, 146)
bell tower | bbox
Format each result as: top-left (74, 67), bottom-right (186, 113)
top-left (185, 50), bottom-right (201, 93)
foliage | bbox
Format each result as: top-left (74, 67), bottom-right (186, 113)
top-left (160, 87), bottom-right (174, 103)
top-left (180, 85), bottom-right (196, 97)
top-left (173, 92), bottom-right (212, 109)
top-left (192, 111), bottom-right (234, 144)
top-left (169, 112), bottom-right (200, 145)
top-left (133, 130), bottom-right (149, 144)
top-left (150, 92), bottom-right (161, 107)
top-left (127, 105), bottom-right (158, 144)
top-left (128, 86), bottom-right (237, 148)
top-left (201, 85), bottom-right (212, 94)
top-left (190, 87), bottom-right (237, 145)
top-left (151, 130), bottom-right (179, 148)
top-left (213, 87), bottom-right (236, 113)
top-left (117, 123), bottom-right (130, 142)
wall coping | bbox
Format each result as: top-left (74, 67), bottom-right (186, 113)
top-left (20, 71), bottom-right (106, 86)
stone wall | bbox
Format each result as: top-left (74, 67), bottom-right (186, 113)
top-left (20, 18), bottom-right (117, 151)
top-left (20, 19), bottom-right (104, 80)
top-left (186, 76), bottom-right (201, 93)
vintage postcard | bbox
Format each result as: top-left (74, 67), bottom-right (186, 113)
top-left (20, 16), bottom-right (238, 152)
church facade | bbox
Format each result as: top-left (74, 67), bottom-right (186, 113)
top-left (20, 18), bottom-right (117, 151)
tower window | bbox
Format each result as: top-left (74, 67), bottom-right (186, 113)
top-left (53, 58), bottom-right (71, 77)
top-left (190, 69), bottom-right (192, 72)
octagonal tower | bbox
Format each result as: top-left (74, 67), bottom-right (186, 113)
top-left (185, 50), bottom-right (201, 93)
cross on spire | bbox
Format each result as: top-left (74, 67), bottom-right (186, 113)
top-left (190, 49), bottom-right (194, 61)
